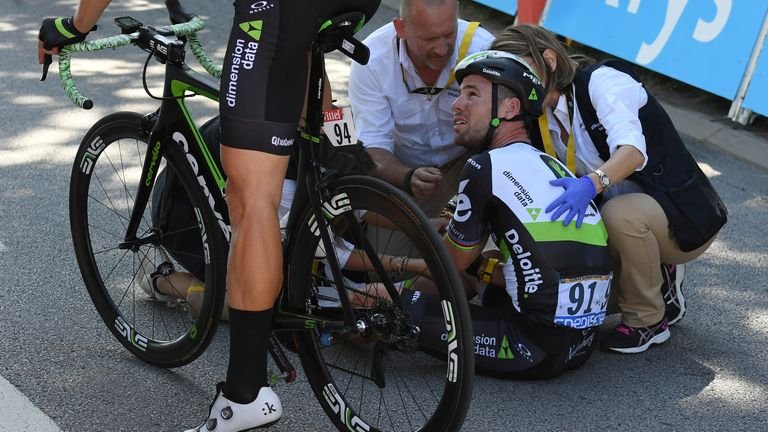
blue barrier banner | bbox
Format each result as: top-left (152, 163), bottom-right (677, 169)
top-left (474, 0), bottom-right (517, 15)
top-left (541, 1), bottom-right (768, 101)
top-left (742, 31), bottom-right (768, 117)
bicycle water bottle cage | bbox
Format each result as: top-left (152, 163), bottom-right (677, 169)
top-left (316, 12), bottom-right (370, 65)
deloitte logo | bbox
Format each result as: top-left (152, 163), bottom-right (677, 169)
top-left (239, 20), bottom-right (263, 41)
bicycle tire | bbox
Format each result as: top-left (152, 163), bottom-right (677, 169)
top-left (285, 175), bottom-right (474, 432)
top-left (69, 111), bottom-right (227, 367)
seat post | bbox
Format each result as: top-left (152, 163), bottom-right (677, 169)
top-left (304, 42), bottom-right (326, 143)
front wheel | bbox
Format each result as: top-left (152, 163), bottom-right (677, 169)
top-left (285, 175), bottom-right (474, 432)
top-left (69, 112), bottom-right (227, 367)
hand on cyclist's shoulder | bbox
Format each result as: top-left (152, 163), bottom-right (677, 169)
top-left (37, 16), bottom-right (91, 63)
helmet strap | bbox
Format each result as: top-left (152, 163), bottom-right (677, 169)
top-left (481, 84), bottom-right (529, 151)
top-left (483, 83), bottom-right (501, 147)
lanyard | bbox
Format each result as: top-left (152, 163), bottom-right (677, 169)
top-left (446, 21), bottom-right (479, 88)
top-left (396, 21), bottom-right (479, 94)
top-left (537, 96), bottom-right (576, 173)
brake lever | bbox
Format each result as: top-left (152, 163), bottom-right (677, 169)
top-left (39, 24), bottom-right (98, 82)
top-left (40, 54), bottom-right (52, 81)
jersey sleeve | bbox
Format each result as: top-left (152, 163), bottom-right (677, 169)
top-left (588, 66), bottom-right (649, 170)
top-left (446, 153), bottom-right (493, 250)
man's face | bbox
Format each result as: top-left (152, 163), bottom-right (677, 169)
top-left (452, 75), bottom-right (493, 152)
top-left (396, 2), bottom-right (458, 71)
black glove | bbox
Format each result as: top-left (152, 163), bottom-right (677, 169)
top-left (38, 17), bottom-right (93, 81)
top-left (38, 16), bottom-right (91, 51)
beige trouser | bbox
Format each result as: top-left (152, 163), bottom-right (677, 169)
top-left (602, 193), bottom-right (715, 327)
top-left (367, 153), bottom-right (468, 257)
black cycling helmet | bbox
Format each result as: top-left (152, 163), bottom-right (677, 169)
top-left (455, 50), bottom-right (545, 118)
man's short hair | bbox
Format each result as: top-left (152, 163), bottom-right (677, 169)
top-left (400, 0), bottom-right (457, 20)
top-left (497, 85), bottom-right (515, 102)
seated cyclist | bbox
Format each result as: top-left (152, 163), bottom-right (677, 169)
top-left (402, 51), bottom-right (614, 379)
top-left (38, 0), bottom-right (382, 430)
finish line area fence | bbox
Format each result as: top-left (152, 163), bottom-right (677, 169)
top-left (474, 0), bottom-right (767, 126)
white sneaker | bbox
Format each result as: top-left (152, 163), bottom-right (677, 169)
top-left (184, 384), bottom-right (282, 431)
top-left (136, 254), bottom-right (176, 302)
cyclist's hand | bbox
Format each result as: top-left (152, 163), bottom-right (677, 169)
top-left (38, 16), bottom-right (91, 59)
top-left (409, 167), bottom-right (442, 201)
top-left (545, 176), bottom-right (597, 228)
top-left (38, 17), bottom-right (92, 80)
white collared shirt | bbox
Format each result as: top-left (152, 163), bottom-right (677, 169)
top-left (349, 20), bottom-right (493, 168)
top-left (544, 66), bottom-right (649, 177)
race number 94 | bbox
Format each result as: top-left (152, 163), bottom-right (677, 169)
top-left (323, 107), bottom-right (358, 147)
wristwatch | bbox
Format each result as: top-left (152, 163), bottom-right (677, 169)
top-left (593, 169), bottom-right (612, 192)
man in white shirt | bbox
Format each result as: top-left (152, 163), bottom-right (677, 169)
top-left (349, 0), bottom-right (493, 217)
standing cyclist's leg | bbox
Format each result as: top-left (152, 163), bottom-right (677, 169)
top-left (185, 1), bottom-right (322, 430)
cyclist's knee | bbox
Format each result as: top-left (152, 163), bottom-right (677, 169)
top-left (226, 184), bottom-right (281, 227)
top-left (221, 146), bottom-right (288, 224)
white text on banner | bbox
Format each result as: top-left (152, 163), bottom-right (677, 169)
top-left (542, 0), bottom-right (768, 101)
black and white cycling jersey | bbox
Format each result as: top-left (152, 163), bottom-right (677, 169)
top-left (446, 143), bottom-right (613, 330)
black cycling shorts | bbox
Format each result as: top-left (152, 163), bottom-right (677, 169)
top-left (402, 287), bottom-right (598, 380)
top-left (219, 0), bottom-right (380, 155)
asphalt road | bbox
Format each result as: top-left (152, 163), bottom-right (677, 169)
top-left (1, 1), bottom-right (767, 431)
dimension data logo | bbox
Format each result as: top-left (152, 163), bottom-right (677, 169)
top-left (497, 335), bottom-right (514, 360)
top-left (239, 20), bottom-right (263, 41)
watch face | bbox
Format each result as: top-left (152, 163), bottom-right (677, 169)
top-left (595, 170), bottom-right (610, 188)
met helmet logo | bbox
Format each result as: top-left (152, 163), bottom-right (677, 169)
top-left (523, 71), bottom-right (542, 86)
top-left (239, 20), bottom-right (263, 41)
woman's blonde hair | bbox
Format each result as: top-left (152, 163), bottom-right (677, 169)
top-left (491, 25), bottom-right (592, 96)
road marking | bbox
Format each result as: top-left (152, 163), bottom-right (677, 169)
top-left (0, 242), bottom-right (7, 252)
top-left (0, 374), bottom-right (62, 432)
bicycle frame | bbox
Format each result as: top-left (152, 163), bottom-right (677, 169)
top-left (124, 61), bottom-right (231, 253)
top-left (58, 15), bottom-right (478, 427)
top-left (60, 13), bottom-right (397, 338)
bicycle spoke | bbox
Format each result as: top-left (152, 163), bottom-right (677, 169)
top-left (290, 177), bottom-right (473, 431)
top-left (71, 112), bottom-right (224, 367)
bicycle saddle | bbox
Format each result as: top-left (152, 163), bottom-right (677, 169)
top-left (316, 11), bottom-right (371, 65)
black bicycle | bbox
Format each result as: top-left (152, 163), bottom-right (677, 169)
top-left (53, 2), bottom-right (474, 430)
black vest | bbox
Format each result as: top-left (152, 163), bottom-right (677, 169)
top-left (529, 59), bottom-right (727, 251)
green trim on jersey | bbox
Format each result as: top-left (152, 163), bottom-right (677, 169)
top-left (524, 220), bottom-right (608, 246)
top-left (499, 241), bottom-right (511, 262)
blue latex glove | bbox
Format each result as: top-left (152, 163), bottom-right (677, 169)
top-left (546, 176), bottom-right (597, 228)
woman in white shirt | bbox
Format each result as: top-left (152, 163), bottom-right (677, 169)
top-left (490, 25), bottom-right (727, 354)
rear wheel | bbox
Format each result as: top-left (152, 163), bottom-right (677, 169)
top-left (69, 112), bottom-right (227, 367)
top-left (285, 176), bottom-right (474, 432)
